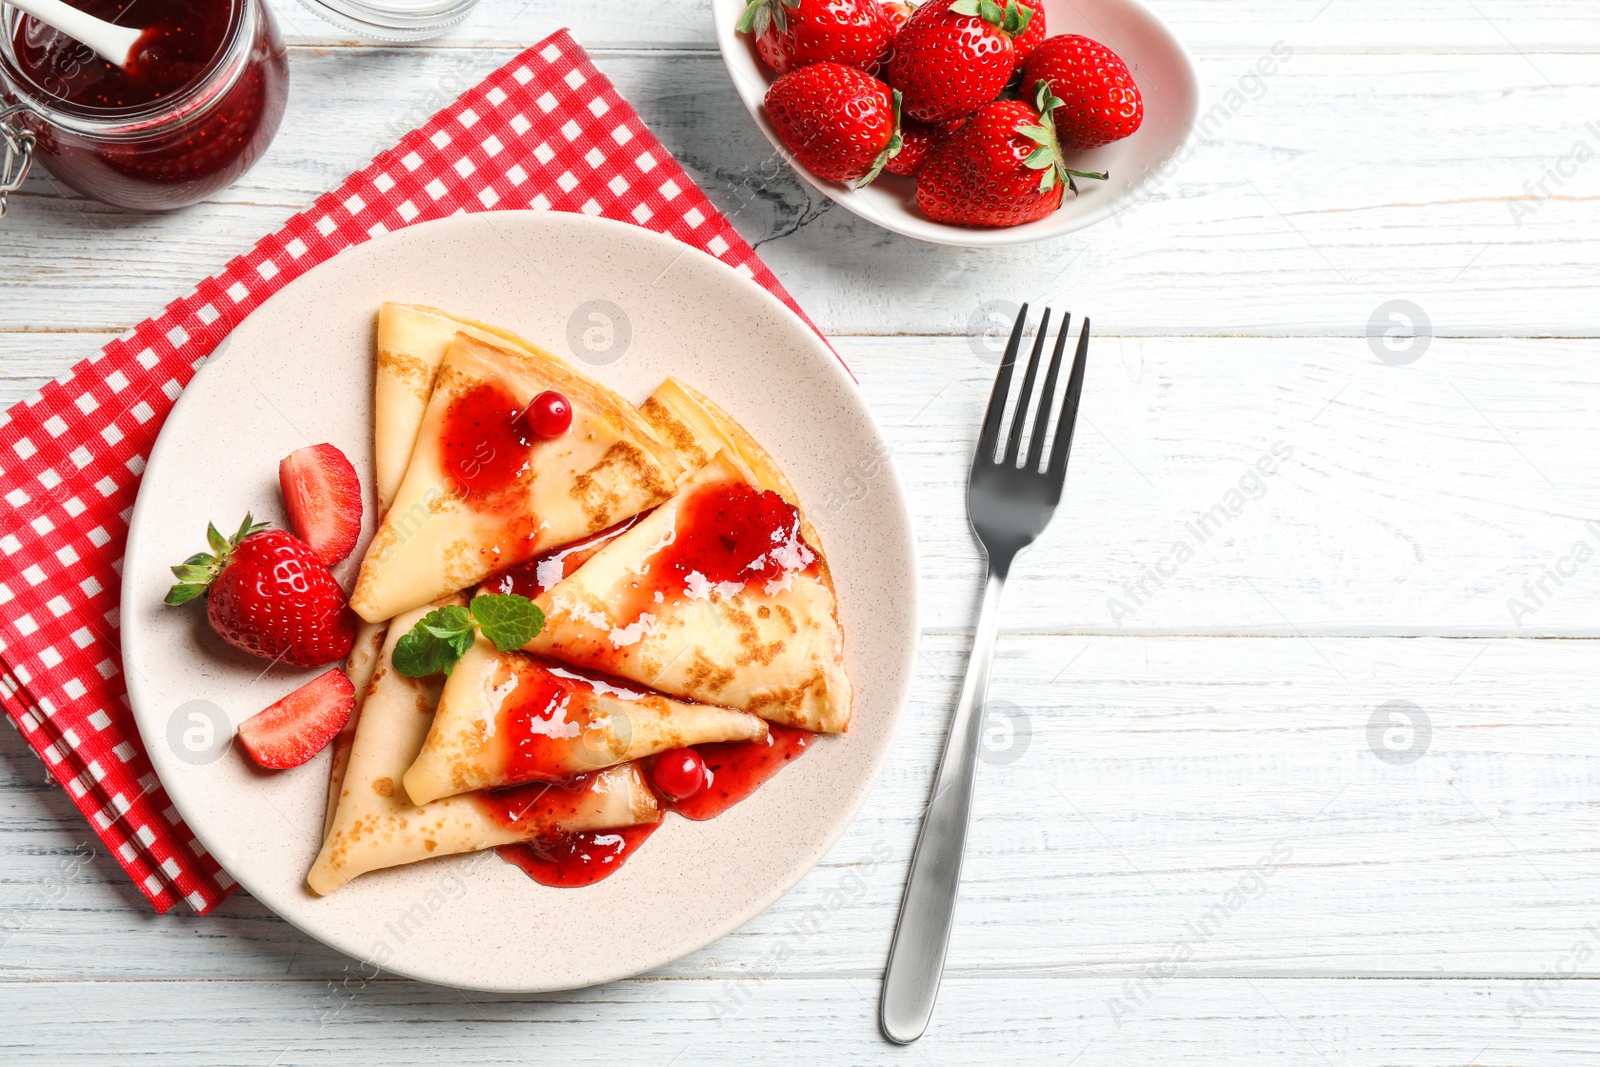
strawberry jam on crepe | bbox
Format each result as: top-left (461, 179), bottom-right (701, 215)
top-left (402, 639), bottom-right (767, 804)
top-left (524, 450), bottom-right (851, 733)
top-left (308, 597), bottom-right (659, 895)
top-left (350, 333), bottom-right (682, 624)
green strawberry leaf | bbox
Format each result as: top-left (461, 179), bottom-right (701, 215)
top-left (976, 0), bottom-right (1004, 24)
top-left (1039, 168), bottom-right (1057, 193)
top-left (1007, 0), bottom-right (1033, 36)
top-left (1017, 124), bottom-right (1053, 146)
top-left (855, 89), bottom-right (904, 190)
top-left (163, 583), bottom-right (208, 606)
top-left (949, 0), bottom-right (981, 13)
top-left (1023, 145), bottom-right (1054, 169)
top-left (165, 515), bottom-right (267, 609)
top-left (471, 593), bottom-right (545, 652)
top-left (169, 563), bottom-right (215, 583)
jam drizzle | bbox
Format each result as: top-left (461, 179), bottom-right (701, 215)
top-left (664, 724), bottom-right (814, 821)
top-left (481, 512), bottom-right (645, 600)
top-left (473, 774), bottom-right (598, 833)
top-left (440, 381), bottom-right (536, 499)
top-left (481, 477), bottom-right (820, 889)
top-left (634, 480), bottom-right (814, 610)
top-left (494, 724), bottom-right (816, 888)
top-left (497, 824), bottom-right (660, 888)
top-left (489, 657), bottom-right (648, 783)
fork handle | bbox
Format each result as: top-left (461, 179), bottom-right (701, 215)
top-left (880, 563), bottom-right (1008, 1044)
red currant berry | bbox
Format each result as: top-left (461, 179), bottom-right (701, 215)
top-left (522, 391), bottom-right (572, 439)
top-left (651, 748), bottom-right (707, 801)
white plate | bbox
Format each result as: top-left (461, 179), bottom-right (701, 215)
top-left (122, 211), bottom-right (919, 992)
top-left (712, 0), bottom-right (1202, 247)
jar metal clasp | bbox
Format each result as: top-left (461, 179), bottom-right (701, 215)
top-left (0, 102), bottom-right (38, 218)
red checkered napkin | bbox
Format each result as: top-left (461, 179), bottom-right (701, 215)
top-left (0, 29), bottom-right (827, 916)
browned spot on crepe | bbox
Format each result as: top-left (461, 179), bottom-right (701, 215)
top-left (640, 397), bottom-right (708, 467)
top-left (683, 651), bottom-right (736, 695)
top-left (571, 439), bottom-right (671, 527)
top-left (377, 348), bottom-right (436, 404)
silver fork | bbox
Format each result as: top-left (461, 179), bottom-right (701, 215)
top-left (880, 305), bottom-right (1091, 1044)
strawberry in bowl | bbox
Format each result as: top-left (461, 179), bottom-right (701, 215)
top-left (917, 82), bottom-right (1108, 226)
top-left (738, 0), bottom-right (895, 75)
top-left (764, 62), bottom-right (904, 186)
top-left (715, 0), bottom-right (1200, 244)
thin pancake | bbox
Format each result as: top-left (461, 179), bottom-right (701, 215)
top-left (403, 638), bottom-right (767, 805)
top-left (522, 452), bottom-right (852, 732)
top-left (308, 597), bottom-right (660, 895)
top-left (351, 333), bottom-right (684, 623)
top-left (373, 303), bottom-right (566, 512)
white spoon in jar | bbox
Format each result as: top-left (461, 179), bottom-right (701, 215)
top-left (6, 0), bottom-right (144, 69)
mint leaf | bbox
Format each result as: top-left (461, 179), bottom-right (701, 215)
top-left (393, 628), bottom-right (461, 678)
top-left (471, 593), bottom-right (545, 652)
top-left (393, 605), bottom-right (477, 677)
top-left (420, 605), bottom-right (473, 640)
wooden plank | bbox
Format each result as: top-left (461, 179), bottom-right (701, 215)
top-left (4, 334), bottom-right (1597, 635)
top-left (7, 635), bottom-right (1600, 982)
top-left (2, 975), bottom-right (1598, 1063)
top-left (2, 50), bottom-right (1597, 336)
top-left (265, 0), bottom-right (1600, 52)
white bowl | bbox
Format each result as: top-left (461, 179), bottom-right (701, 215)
top-left (711, 0), bottom-right (1201, 247)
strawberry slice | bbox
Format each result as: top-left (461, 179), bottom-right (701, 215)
top-left (237, 668), bottom-right (356, 770)
top-left (279, 444), bottom-right (363, 565)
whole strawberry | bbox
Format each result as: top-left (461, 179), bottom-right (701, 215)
top-left (766, 62), bottom-right (903, 185)
top-left (738, 0), bottom-right (895, 77)
top-left (880, 0), bottom-right (915, 29)
top-left (1022, 34), bottom-right (1143, 149)
top-left (884, 117), bottom-right (946, 176)
top-left (166, 515), bottom-right (358, 666)
top-left (916, 82), bottom-right (1108, 227)
top-left (888, 0), bottom-right (1033, 124)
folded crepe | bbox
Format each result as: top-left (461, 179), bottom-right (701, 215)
top-left (374, 303), bottom-right (564, 513)
top-left (308, 598), bottom-right (660, 895)
top-left (402, 638), bottom-right (767, 805)
top-left (521, 449), bottom-right (852, 733)
top-left (323, 619), bottom-right (389, 840)
top-left (351, 333), bottom-right (684, 623)
top-left (641, 378), bottom-right (803, 502)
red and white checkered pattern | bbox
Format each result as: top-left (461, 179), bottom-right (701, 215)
top-left (0, 29), bottom-right (829, 916)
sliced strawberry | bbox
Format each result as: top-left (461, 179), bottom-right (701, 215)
top-left (279, 444), bottom-right (363, 565)
top-left (238, 668), bottom-right (356, 770)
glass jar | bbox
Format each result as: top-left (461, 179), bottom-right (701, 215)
top-left (0, 0), bottom-right (289, 213)
top-left (293, 0), bottom-right (480, 43)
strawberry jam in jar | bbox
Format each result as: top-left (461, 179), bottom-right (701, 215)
top-left (0, 0), bottom-right (287, 212)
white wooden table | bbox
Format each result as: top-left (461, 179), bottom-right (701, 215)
top-left (4, 0), bottom-right (1599, 1061)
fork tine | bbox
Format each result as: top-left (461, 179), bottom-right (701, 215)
top-left (1045, 317), bottom-right (1091, 483)
top-left (1024, 312), bottom-right (1072, 472)
top-left (974, 303), bottom-right (1028, 465)
top-left (1002, 307), bottom-right (1051, 467)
